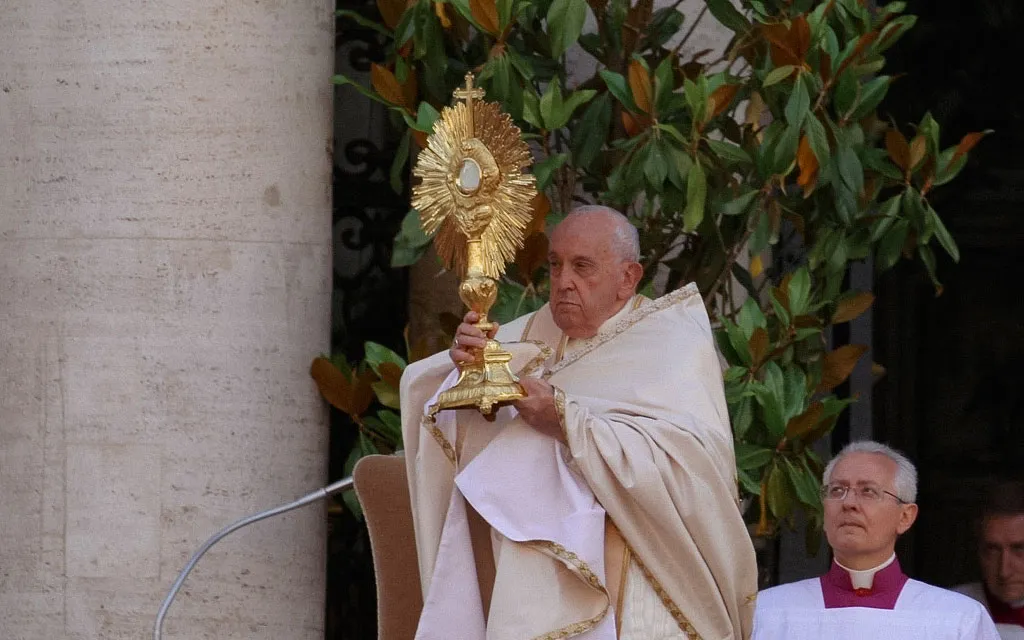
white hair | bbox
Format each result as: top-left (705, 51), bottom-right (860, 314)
top-left (822, 440), bottom-right (918, 503)
top-left (566, 205), bottom-right (640, 262)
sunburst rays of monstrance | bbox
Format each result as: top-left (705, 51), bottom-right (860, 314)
top-left (411, 73), bottom-right (537, 416)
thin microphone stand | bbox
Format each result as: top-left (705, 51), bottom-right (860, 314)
top-left (153, 475), bottom-right (355, 640)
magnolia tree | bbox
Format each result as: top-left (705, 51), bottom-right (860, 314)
top-left (318, 0), bottom-right (987, 540)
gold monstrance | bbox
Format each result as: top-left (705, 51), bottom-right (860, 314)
top-left (412, 74), bottom-right (537, 415)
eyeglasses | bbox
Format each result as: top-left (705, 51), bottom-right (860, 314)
top-left (820, 483), bottom-right (908, 504)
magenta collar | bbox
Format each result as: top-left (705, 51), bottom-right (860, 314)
top-left (820, 557), bottom-right (909, 609)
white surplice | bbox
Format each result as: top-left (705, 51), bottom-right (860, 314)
top-left (754, 576), bottom-right (1000, 640)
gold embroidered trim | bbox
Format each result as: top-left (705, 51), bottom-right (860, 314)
top-left (554, 333), bottom-right (569, 364)
top-left (518, 340), bottom-right (555, 378)
top-left (422, 410), bottom-right (457, 465)
top-left (526, 540), bottom-right (610, 640)
top-left (615, 540), bottom-right (631, 638)
top-left (521, 310), bottom-right (540, 341)
top-left (745, 592), bottom-right (758, 606)
top-left (629, 547), bottom-right (703, 640)
top-left (543, 284), bottom-right (698, 379)
top-left (553, 386), bottom-right (568, 443)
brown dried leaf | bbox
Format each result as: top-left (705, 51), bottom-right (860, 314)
top-left (526, 193), bottom-right (551, 237)
top-left (909, 135), bottom-right (926, 171)
top-left (378, 362), bottom-right (403, 389)
top-left (470, 0), bottom-right (500, 36)
top-left (885, 128), bottom-right (911, 174)
top-left (434, 0), bottom-right (453, 28)
top-left (796, 135), bottom-right (819, 197)
top-left (950, 131), bottom-right (988, 165)
top-left (515, 232), bottom-right (550, 285)
top-left (628, 59), bottom-right (653, 115)
top-left (791, 16), bottom-right (811, 59)
top-left (371, 63), bottom-right (406, 108)
top-left (819, 51), bottom-right (833, 86)
top-left (745, 91), bottom-right (766, 130)
top-left (377, 0), bottom-right (408, 29)
top-left (401, 69), bottom-right (418, 112)
top-left (708, 84), bottom-right (740, 119)
top-left (310, 357), bottom-right (353, 413)
top-left (817, 344), bottom-right (868, 393)
top-left (832, 291), bottom-right (875, 324)
top-left (351, 369), bottom-right (378, 417)
top-left (749, 327), bottom-right (769, 366)
top-left (786, 401), bottom-right (823, 440)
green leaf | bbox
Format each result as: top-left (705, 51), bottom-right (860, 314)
top-left (571, 93), bottom-right (612, 171)
top-left (804, 114), bottom-right (830, 166)
top-left (497, 0), bottom-right (514, 29)
top-left (534, 152), bottom-right (569, 191)
top-left (683, 77), bottom-right (708, 125)
top-left (785, 75), bottom-right (811, 127)
top-left (833, 71), bottom-right (857, 117)
top-left (721, 189), bottom-right (758, 216)
top-left (850, 75), bottom-right (891, 121)
top-left (335, 9), bottom-right (393, 36)
top-left (738, 468), bottom-right (762, 496)
top-left (684, 159), bottom-right (707, 232)
top-left (834, 145), bottom-right (864, 203)
top-left (736, 442), bottom-right (774, 471)
top-left (556, 89), bottom-right (597, 129)
top-left (737, 297), bottom-right (767, 335)
top-left (725, 320), bottom-right (752, 365)
top-left (522, 90), bottom-right (544, 129)
top-left (365, 341), bottom-right (407, 375)
top-left (763, 65), bottom-right (795, 88)
top-left (539, 78), bottom-right (564, 130)
top-left (365, 410), bottom-right (403, 444)
top-left (773, 123), bottom-right (801, 175)
top-left (547, 0), bottom-right (587, 58)
top-left (644, 140), bottom-right (669, 188)
top-left (783, 457), bottom-right (821, 509)
top-left (927, 206), bottom-right (960, 263)
top-left (876, 219), bottom-right (909, 272)
top-left (599, 69), bottom-right (639, 113)
top-left (389, 130), bottom-right (411, 194)
top-left (787, 268), bottom-right (811, 316)
top-left (416, 101), bottom-right (440, 131)
top-left (371, 381), bottom-right (401, 409)
top-left (707, 138), bottom-right (753, 166)
top-left (732, 396), bottom-right (756, 439)
top-left (391, 208), bottom-right (433, 267)
top-left (766, 462), bottom-right (793, 519)
top-left (705, 0), bottom-right (751, 33)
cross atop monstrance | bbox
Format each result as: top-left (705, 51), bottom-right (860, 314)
top-left (453, 73), bottom-right (486, 135)
top-left (410, 73), bottom-right (538, 416)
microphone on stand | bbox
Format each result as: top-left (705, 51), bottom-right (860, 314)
top-left (153, 475), bottom-right (356, 640)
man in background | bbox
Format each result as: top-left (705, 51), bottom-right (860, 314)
top-left (955, 480), bottom-right (1024, 639)
top-left (753, 440), bottom-right (999, 639)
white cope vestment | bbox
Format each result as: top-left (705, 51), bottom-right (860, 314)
top-left (753, 558), bottom-right (1000, 640)
top-left (954, 582), bottom-right (1024, 640)
top-left (399, 284), bottom-right (758, 640)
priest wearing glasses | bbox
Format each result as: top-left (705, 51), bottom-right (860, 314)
top-left (753, 441), bottom-right (999, 639)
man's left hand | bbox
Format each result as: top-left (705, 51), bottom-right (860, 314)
top-left (513, 377), bottom-right (564, 443)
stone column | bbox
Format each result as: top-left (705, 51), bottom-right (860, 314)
top-left (0, 1), bottom-right (334, 638)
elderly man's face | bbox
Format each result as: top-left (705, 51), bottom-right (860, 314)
top-left (548, 215), bottom-right (638, 339)
top-left (979, 514), bottom-right (1024, 604)
top-left (823, 452), bottom-right (918, 569)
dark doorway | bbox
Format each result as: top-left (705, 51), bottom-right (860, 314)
top-left (875, 0), bottom-right (1024, 587)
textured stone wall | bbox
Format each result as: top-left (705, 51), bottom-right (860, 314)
top-left (0, 1), bottom-right (335, 638)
